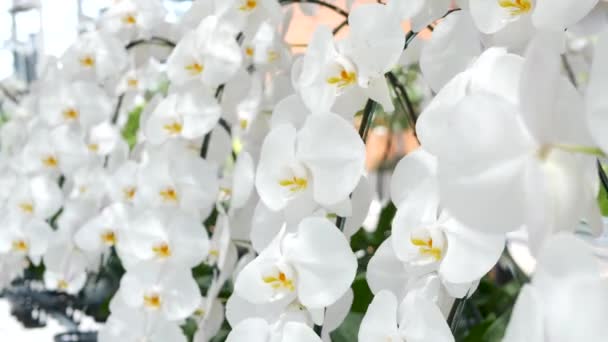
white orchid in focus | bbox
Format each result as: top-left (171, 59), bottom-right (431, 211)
top-left (256, 112), bottom-right (365, 222)
top-left (234, 217), bottom-right (356, 312)
top-left (296, 4), bottom-right (404, 116)
top-left (503, 233), bottom-right (608, 341)
top-left (359, 290), bottom-right (454, 342)
top-left (167, 16), bottom-right (242, 88)
top-left (417, 34), bottom-right (601, 253)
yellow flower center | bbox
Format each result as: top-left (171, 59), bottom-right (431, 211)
top-left (159, 187), bottom-right (178, 202)
top-left (80, 55), bottom-right (96, 68)
top-left (279, 176), bottom-right (308, 193)
top-left (144, 293), bottom-right (162, 309)
top-left (123, 186), bottom-right (136, 201)
top-left (19, 202), bottom-right (34, 214)
top-left (327, 69), bottom-right (357, 88)
top-left (185, 62), bottom-right (204, 75)
top-left (245, 47), bottom-right (254, 57)
top-left (57, 279), bottom-right (69, 290)
top-left (152, 243), bottom-right (172, 259)
top-left (410, 237), bottom-right (443, 261)
top-left (12, 239), bottom-right (28, 252)
top-left (63, 108), bottom-right (79, 121)
top-left (101, 231), bottom-right (117, 246)
top-left (239, 119), bottom-right (248, 129)
top-left (122, 13), bottom-right (137, 25)
top-left (163, 121), bottom-right (183, 135)
top-left (127, 78), bottom-right (139, 88)
top-left (498, 0), bottom-right (532, 16)
top-left (267, 50), bottom-right (279, 63)
top-left (209, 249), bottom-right (220, 257)
top-left (263, 271), bottom-right (295, 291)
top-left (239, 0), bottom-right (257, 11)
top-left (42, 155), bottom-right (58, 168)
top-left (87, 143), bottom-right (99, 152)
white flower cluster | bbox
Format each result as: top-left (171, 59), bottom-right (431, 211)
top-left (0, 0), bottom-right (607, 341)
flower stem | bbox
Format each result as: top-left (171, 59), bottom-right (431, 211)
top-left (598, 160), bottom-right (608, 195)
top-left (359, 99), bottom-right (376, 143)
top-left (124, 36), bottom-right (176, 50)
top-left (554, 144), bottom-right (607, 157)
top-left (447, 297), bottom-right (466, 333)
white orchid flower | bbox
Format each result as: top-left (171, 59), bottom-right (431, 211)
top-left (74, 203), bottom-right (129, 256)
top-left (216, 0), bottom-right (283, 38)
top-left (389, 148), bottom-right (505, 288)
top-left (469, 0), bottom-right (598, 34)
top-left (122, 209), bottom-right (209, 270)
top-left (106, 160), bottom-right (140, 205)
top-left (242, 22), bottom-right (291, 70)
top-left (100, 0), bottom-right (167, 43)
top-left (359, 290), bottom-right (454, 342)
top-left (255, 112), bottom-right (365, 222)
top-left (503, 233), bottom-right (608, 341)
top-left (419, 11), bottom-right (482, 92)
top-left (68, 165), bottom-right (108, 204)
top-left (296, 4), bottom-right (404, 116)
top-left (586, 28), bottom-right (608, 154)
top-left (99, 296), bottom-right (187, 342)
top-left (43, 231), bottom-right (91, 294)
top-left (0, 214), bottom-right (53, 266)
top-left (61, 31), bottom-right (128, 82)
top-left (416, 34), bottom-right (601, 253)
top-left (192, 296), bottom-right (226, 342)
top-left (227, 318), bottom-right (321, 342)
top-left (84, 122), bottom-right (124, 161)
top-left (167, 16), bottom-right (243, 88)
top-left (119, 262), bottom-right (202, 321)
top-left (7, 174), bottom-right (63, 220)
top-left (137, 151), bottom-right (219, 216)
top-left (387, 0), bottom-right (452, 31)
top-left (234, 217), bottom-right (357, 311)
top-left (39, 81), bottom-right (112, 130)
top-left (21, 125), bottom-right (89, 176)
top-left (145, 84), bottom-right (221, 145)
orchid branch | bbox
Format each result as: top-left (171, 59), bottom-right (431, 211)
top-left (447, 297), bottom-right (466, 333)
top-left (403, 8), bottom-right (461, 50)
top-left (598, 160), bottom-right (608, 195)
top-left (111, 93), bottom-right (125, 124)
top-left (125, 36), bottom-right (176, 50)
top-left (386, 71), bottom-right (418, 136)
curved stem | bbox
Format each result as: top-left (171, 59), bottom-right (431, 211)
top-left (125, 36), bottom-right (176, 50)
top-left (598, 160), bottom-right (608, 195)
top-left (386, 72), bottom-right (418, 133)
top-left (0, 84), bottom-right (19, 103)
top-left (333, 19), bottom-right (348, 35)
top-left (359, 99), bottom-right (377, 143)
top-left (111, 93), bottom-right (125, 124)
top-left (561, 54), bottom-right (578, 88)
top-left (403, 8), bottom-right (461, 50)
top-left (279, 0), bottom-right (349, 18)
top-left (447, 297), bottom-right (466, 332)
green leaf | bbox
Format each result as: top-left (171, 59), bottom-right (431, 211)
top-left (330, 312), bottom-right (364, 342)
top-left (598, 183), bottom-right (608, 216)
top-left (121, 105), bottom-right (143, 149)
top-left (350, 273), bottom-right (374, 313)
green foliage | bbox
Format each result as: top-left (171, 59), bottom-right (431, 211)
top-left (599, 182), bottom-right (608, 216)
top-left (331, 312), bottom-right (364, 342)
top-left (453, 277), bottom-right (522, 341)
top-left (121, 105), bottom-right (143, 149)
